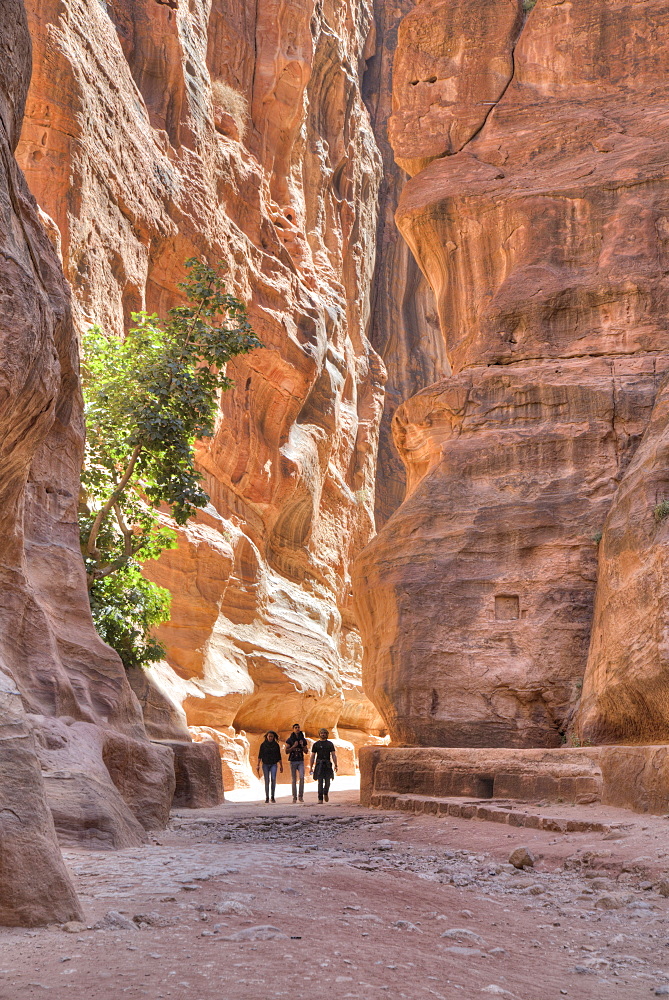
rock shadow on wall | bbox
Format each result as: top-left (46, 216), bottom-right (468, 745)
top-left (267, 494), bottom-right (314, 584)
top-left (106, 0), bottom-right (193, 149)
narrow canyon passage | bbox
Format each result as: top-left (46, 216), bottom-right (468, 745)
top-left (4, 5), bottom-right (669, 998)
top-left (3, 793), bottom-right (669, 1000)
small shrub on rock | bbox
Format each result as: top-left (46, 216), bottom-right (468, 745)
top-left (212, 80), bottom-right (249, 138)
top-left (654, 499), bottom-right (669, 523)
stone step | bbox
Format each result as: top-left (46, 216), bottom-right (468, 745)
top-left (369, 791), bottom-right (616, 834)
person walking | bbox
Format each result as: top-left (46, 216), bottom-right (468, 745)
top-left (309, 728), bottom-right (338, 803)
top-left (257, 731), bottom-right (283, 803)
top-left (284, 724), bottom-right (308, 804)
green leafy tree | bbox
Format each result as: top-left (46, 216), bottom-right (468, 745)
top-left (88, 566), bottom-right (171, 670)
top-left (80, 258), bottom-right (261, 668)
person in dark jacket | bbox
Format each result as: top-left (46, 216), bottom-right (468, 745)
top-left (284, 723), bottom-right (309, 803)
top-left (309, 728), bottom-right (338, 803)
top-left (257, 731), bottom-right (283, 803)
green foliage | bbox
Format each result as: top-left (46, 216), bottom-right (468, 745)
top-left (522, 0), bottom-right (537, 11)
top-left (592, 531), bottom-right (603, 545)
top-left (655, 500), bottom-right (669, 524)
top-left (89, 566), bottom-right (172, 670)
top-left (80, 258), bottom-right (261, 668)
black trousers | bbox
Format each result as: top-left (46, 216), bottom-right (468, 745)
top-left (315, 762), bottom-right (333, 800)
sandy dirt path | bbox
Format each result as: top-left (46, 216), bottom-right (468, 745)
top-left (2, 782), bottom-right (669, 1000)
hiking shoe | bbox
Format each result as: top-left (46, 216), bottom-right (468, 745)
top-left (324, 794), bottom-right (329, 802)
top-left (270, 797), bottom-right (276, 803)
top-left (265, 797), bottom-right (269, 803)
top-left (317, 799), bottom-right (323, 804)
top-left (298, 797), bottom-right (304, 803)
top-left (292, 796), bottom-right (297, 803)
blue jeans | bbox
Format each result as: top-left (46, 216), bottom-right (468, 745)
top-left (290, 761), bottom-right (305, 799)
top-left (262, 762), bottom-right (277, 800)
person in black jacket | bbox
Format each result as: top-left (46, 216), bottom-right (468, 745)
top-left (257, 731), bottom-right (283, 803)
top-left (309, 728), bottom-right (338, 803)
top-left (284, 723), bottom-right (309, 803)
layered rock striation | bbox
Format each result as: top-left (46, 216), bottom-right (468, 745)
top-left (17, 0), bottom-right (387, 766)
top-left (362, 0), bottom-right (449, 527)
top-left (0, 0), bottom-right (170, 924)
top-left (576, 379), bottom-right (669, 744)
top-left (354, 0), bottom-right (669, 748)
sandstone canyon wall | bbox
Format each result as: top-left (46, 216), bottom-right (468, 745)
top-left (16, 0), bottom-right (388, 778)
top-left (0, 0), bottom-right (180, 925)
top-left (8, 0), bottom-right (669, 933)
top-left (576, 380), bottom-right (669, 745)
top-left (354, 0), bottom-right (669, 748)
top-left (362, 0), bottom-right (449, 528)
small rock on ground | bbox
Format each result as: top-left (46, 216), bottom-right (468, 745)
top-left (509, 847), bottom-right (536, 870)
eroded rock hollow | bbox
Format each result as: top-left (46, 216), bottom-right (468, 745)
top-left (354, 0), bottom-right (669, 748)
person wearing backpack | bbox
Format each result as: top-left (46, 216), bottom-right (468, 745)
top-left (284, 723), bottom-right (309, 803)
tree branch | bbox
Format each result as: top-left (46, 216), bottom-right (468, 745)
top-left (87, 555), bottom-right (132, 586)
top-left (86, 444), bottom-right (142, 558)
top-left (113, 502), bottom-right (133, 559)
top-left (182, 293), bottom-right (207, 352)
top-left (86, 536), bottom-right (148, 588)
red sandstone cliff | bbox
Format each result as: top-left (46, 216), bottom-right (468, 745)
top-left (16, 0), bottom-right (387, 778)
top-left (8, 0), bottom-right (669, 931)
top-left (576, 378), bottom-right (669, 745)
top-left (354, 0), bottom-right (669, 748)
top-left (0, 0), bottom-right (169, 925)
top-left (362, 0), bottom-right (449, 528)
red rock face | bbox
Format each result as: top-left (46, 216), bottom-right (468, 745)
top-left (16, 0), bottom-right (387, 759)
top-left (389, 0), bottom-right (521, 177)
top-left (1, 0), bottom-right (178, 895)
top-left (11, 0), bottom-right (669, 894)
top-left (364, 0), bottom-right (450, 528)
top-left (576, 379), bottom-right (669, 744)
top-left (354, 0), bottom-right (669, 747)
top-left (0, 0), bottom-right (80, 924)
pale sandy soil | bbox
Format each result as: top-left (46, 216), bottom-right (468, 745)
top-left (3, 781), bottom-right (669, 1000)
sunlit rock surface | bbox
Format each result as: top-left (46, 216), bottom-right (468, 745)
top-left (0, 0), bottom-right (92, 923)
top-left (354, 0), bottom-right (669, 747)
top-left (576, 377), bottom-right (669, 744)
top-left (17, 0), bottom-right (387, 772)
